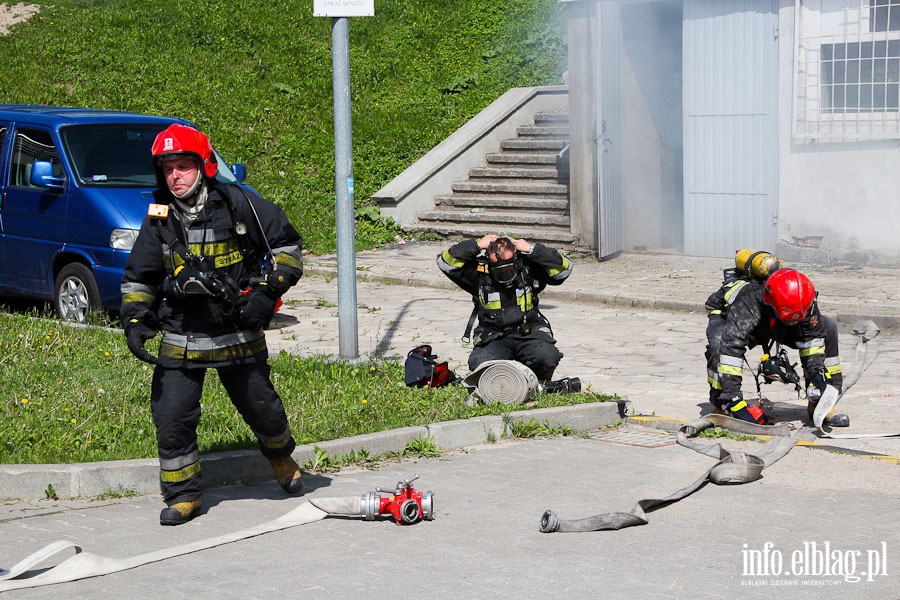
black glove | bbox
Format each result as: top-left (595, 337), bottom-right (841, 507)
top-left (264, 269), bottom-right (292, 297)
top-left (124, 319), bottom-right (158, 364)
top-left (240, 288), bottom-right (278, 330)
top-left (723, 396), bottom-right (770, 425)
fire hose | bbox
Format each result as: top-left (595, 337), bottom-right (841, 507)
top-left (462, 360), bottom-right (539, 405)
top-left (539, 415), bottom-right (794, 532)
top-left (539, 321), bottom-right (891, 533)
top-left (813, 320), bottom-right (899, 439)
top-left (0, 475), bottom-right (433, 593)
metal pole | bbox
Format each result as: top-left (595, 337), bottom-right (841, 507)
top-left (331, 16), bottom-right (359, 359)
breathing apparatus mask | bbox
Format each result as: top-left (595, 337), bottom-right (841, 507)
top-left (488, 238), bottom-right (519, 287)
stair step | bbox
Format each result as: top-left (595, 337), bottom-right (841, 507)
top-left (418, 210), bottom-right (571, 227)
top-left (435, 195), bottom-right (569, 211)
top-left (468, 166), bottom-right (564, 181)
top-left (451, 181), bottom-right (569, 195)
top-left (404, 223), bottom-right (577, 245)
top-left (516, 125), bottom-right (569, 138)
top-left (501, 138), bottom-right (568, 152)
top-left (534, 111), bottom-right (570, 125)
top-left (485, 152), bottom-right (561, 165)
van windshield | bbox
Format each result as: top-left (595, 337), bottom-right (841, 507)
top-left (60, 123), bottom-right (239, 188)
top-left (61, 123), bottom-right (166, 187)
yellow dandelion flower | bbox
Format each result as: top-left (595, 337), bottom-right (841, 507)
top-left (21, 398), bottom-right (28, 404)
top-left (104, 351), bottom-right (110, 357)
top-left (362, 399), bottom-right (368, 404)
top-left (70, 418), bottom-right (77, 424)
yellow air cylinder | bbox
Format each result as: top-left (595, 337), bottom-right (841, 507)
top-left (735, 249), bottom-right (783, 279)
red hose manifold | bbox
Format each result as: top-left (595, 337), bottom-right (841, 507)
top-left (359, 474), bottom-right (434, 525)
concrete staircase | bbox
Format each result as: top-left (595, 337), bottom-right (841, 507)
top-left (404, 111), bottom-right (575, 246)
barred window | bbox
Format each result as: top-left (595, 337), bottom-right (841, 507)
top-left (794, 0), bottom-right (900, 140)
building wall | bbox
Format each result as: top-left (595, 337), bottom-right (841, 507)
top-left (777, 0), bottom-right (900, 266)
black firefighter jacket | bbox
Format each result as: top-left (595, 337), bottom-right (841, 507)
top-left (120, 182), bottom-right (303, 368)
top-left (436, 239), bottom-right (572, 345)
top-left (716, 282), bottom-right (842, 398)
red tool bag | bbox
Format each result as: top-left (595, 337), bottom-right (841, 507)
top-left (404, 345), bottom-right (457, 388)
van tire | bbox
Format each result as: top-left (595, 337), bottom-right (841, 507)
top-left (55, 263), bottom-right (102, 323)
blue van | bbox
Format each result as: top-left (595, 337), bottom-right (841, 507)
top-left (0, 105), bottom-right (249, 322)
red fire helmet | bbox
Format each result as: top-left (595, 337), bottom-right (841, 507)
top-left (762, 268), bottom-right (816, 323)
top-left (151, 123), bottom-right (218, 178)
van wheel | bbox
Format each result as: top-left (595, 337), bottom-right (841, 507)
top-left (55, 263), bottom-right (102, 323)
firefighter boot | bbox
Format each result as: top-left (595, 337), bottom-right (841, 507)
top-left (159, 498), bottom-right (202, 526)
top-left (808, 401), bottom-right (850, 427)
top-left (269, 456), bottom-right (304, 494)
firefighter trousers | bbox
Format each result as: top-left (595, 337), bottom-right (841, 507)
top-left (150, 362), bottom-right (296, 505)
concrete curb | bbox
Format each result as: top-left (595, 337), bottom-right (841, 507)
top-left (0, 402), bottom-right (620, 501)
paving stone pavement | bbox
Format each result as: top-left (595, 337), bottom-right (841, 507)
top-left (2, 242), bottom-right (899, 598)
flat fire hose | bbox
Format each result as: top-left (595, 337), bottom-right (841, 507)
top-left (539, 415), bottom-right (795, 533)
top-left (813, 320), bottom-right (899, 439)
top-left (538, 320), bottom-right (891, 533)
top-left (0, 496), bottom-right (359, 592)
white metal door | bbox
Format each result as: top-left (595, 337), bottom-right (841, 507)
top-left (683, 0), bottom-right (778, 257)
top-left (597, 1), bottom-right (624, 259)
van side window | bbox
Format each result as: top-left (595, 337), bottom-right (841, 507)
top-left (10, 128), bottom-right (61, 188)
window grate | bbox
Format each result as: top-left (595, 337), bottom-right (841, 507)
top-left (794, 0), bottom-right (900, 140)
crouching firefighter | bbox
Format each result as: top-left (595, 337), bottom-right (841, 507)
top-left (708, 267), bottom-right (848, 427)
top-left (120, 124), bottom-right (306, 525)
top-left (436, 234), bottom-right (572, 382)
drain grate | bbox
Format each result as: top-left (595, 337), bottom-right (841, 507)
top-left (591, 426), bottom-right (676, 448)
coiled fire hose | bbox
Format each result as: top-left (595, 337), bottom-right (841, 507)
top-left (462, 360), bottom-right (539, 405)
top-left (0, 476), bottom-right (433, 592)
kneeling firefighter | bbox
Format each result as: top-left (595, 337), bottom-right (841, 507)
top-left (120, 124), bottom-right (305, 525)
top-left (436, 234), bottom-right (572, 382)
top-left (709, 266), bottom-right (848, 427)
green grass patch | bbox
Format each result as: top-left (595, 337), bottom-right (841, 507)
top-left (0, 310), bottom-right (614, 464)
top-left (0, 0), bottom-right (566, 254)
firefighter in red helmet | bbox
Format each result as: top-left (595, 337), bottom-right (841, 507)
top-left (706, 267), bottom-right (848, 427)
top-left (121, 123), bottom-right (305, 525)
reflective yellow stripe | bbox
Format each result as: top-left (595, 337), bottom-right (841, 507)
top-left (187, 240), bottom-right (241, 256)
top-left (723, 280), bottom-right (748, 306)
top-left (826, 364), bottom-right (842, 376)
top-left (160, 462), bottom-right (201, 483)
top-left (547, 256), bottom-right (572, 279)
top-left (728, 400), bottom-right (748, 413)
top-left (799, 346), bottom-right (825, 357)
top-left (257, 427), bottom-right (293, 450)
top-left (159, 336), bottom-right (268, 361)
top-left (720, 364), bottom-right (743, 376)
top-left (274, 252), bottom-right (303, 270)
top-left (707, 375), bottom-right (722, 390)
top-left (707, 309), bottom-right (723, 316)
top-left (441, 250), bottom-right (467, 268)
top-left (481, 299), bottom-right (502, 310)
top-left (122, 292), bottom-right (155, 305)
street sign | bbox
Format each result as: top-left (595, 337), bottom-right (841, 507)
top-left (313, 0), bottom-right (374, 17)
